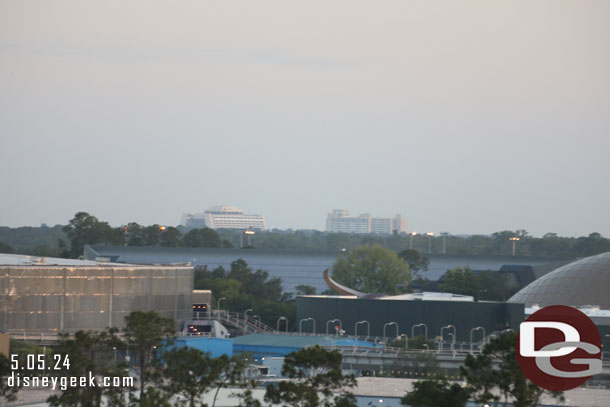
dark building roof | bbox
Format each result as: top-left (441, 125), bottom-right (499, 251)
top-left (508, 252), bottom-right (610, 309)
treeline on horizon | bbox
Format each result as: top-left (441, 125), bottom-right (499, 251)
top-left (1, 211), bottom-right (609, 259)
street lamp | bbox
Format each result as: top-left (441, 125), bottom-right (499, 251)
top-left (253, 315), bottom-right (261, 326)
top-left (276, 316), bottom-right (288, 333)
top-left (409, 232), bottom-right (417, 250)
top-left (470, 327), bottom-right (486, 351)
top-left (440, 325), bottom-right (456, 351)
top-left (411, 323), bottom-right (428, 339)
top-left (241, 229), bottom-right (256, 248)
top-left (383, 322), bottom-right (399, 342)
top-left (355, 320), bottom-right (370, 338)
top-left (326, 319), bottom-right (342, 335)
top-left (509, 237), bottom-right (520, 257)
top-left (426, 232), bottom-right (434, 254)
top-left (217, 297), bottom-right (226, 313)
top-left (447, 332), bottom-right (455, 352)
top-left (299, 318), bottom-right (315, 335)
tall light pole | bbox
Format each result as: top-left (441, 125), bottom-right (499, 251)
top-left (299, 318), bottom-right (315, 335)
top-left (217, 297), bottom-right (226, 312)
top-left (470, 327), bottom-right (485, 351)
top-left (326, 319), bottom-right (342, 335)
top-left (510, 237), bottom-right (520, 256)
top-left (409, 232), bottom-right (417, 250)
top-left (411, 323), bottom-right (428, 339)
top-left (383, 322), bottom-right (399, 342)
top-left (241, 229), bottom-right (255, 248)
top-left (426, 232), bottom-right (434, 254)
top-left (276, 316), bottom-right (288, 333)
top-left (355, 320), bottom-right (370, 338)
top-left (440, 325), bottom-right (456, 352)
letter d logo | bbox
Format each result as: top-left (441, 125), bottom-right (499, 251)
top-left (515, 305), bottom-right (602, 391)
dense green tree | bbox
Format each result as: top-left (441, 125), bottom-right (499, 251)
top-left (162, 347), bottom-right (217, 407)
top-left (573, 232), bottom-right (610, 257)
top-left (209, 355), bottom-right (249, 407)
top-left (461, 332), bottom-right (563, 407)
top-left (264, 346), bottom-right (357, 407)
top-left (331, 245), bottom-right (411, 295)
top-left (62, 212), bottom-right (124, 258)
top-left (182, 228), bottom-right (222, 248)
top-left (194, 260), bottom-right (295, 328)
top-left (159, 226), bottom-right (182, 247)
top-left (0, 241), bottom-right (15, 254)
top-left (397, 249), bottom-right (429, 274)
top-left (401, 377), bottom-right (469, 407)
top-left (295, 285), bottom-right (317, 295)
top-left (123, 311), bottom-right (176, 403)
top-left (47, 328), bottom-right (128, 407)
top-left (438, 266), bottom-right (507, 301)
top-left (0, 353), bottom-right (19, 404)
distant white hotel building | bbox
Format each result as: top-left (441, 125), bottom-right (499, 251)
top-left (326, 210), bottom-right (407, 234)
top-left (182, 206), bottom-right (266, 230)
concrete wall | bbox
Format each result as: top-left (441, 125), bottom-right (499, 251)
top-left (0, 265), bottom-right (194, 333)
top-left (297, 296), bottom-right (524, 342)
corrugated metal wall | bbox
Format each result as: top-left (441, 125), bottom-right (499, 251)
top-left (0, 265), bottom-right (193, 333)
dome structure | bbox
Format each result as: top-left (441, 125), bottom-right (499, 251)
top-left (508, 251), bottom-right (610, 309)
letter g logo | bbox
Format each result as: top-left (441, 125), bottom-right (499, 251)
top-left (515, 305), bottom-right (602, 391)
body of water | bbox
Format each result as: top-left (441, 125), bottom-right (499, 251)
top-left (88, 246), bottom-right (564, 294)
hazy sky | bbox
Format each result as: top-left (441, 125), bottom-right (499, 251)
top-left (1, 1), bottom-right (609, 236)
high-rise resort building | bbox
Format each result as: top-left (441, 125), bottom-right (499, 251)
top-left (326, 210), bottom-right (407, 234)
top-left (182, 205), bottom-right (266, 230)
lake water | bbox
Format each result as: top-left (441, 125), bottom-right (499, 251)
top-left (88, 246), bottom-right (561, 294)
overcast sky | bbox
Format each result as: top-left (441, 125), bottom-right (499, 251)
top-left (1, 1), bottom-right (609, 236)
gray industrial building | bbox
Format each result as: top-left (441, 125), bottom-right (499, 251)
top-left (296, 293), bottom-right (524, 342)
top-left (0, 254), bottom-right (194, 333)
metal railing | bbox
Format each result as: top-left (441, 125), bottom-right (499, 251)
top-left (194, 310), bottom-right (276, 334)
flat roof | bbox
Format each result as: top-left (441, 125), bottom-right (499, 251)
top-left (0, 253), bottom-right (192, 269)
top-left (233, 333), bottom-right (376, 348)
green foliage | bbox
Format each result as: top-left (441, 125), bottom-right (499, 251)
top-left (438, 266), bottom-right (508, 301)
top-left (3, 213), bottom-right (610, 259)
top-left (401, 377), bottom-right (469, 407)
top-left (183, 228), bottom-right (222, 248)
top-left (461, 332), bottom-right (563, 407)
top-left (123, 311), bottom-right (176, 402)
top-left (295, 285), bottom-right (317, 295)
top-left (331, 245), bottom-right (411, 294)
top-left (398, 249), bottom-right (429, 274)
top-left (194, 260), bottom-right (295, 328)
top-left (162, 347), bottom-right (217, 407)
top-left (47, 328), bottom-right (128, 407)
top-left (0, 241), bottom-right (15, 253)
top-left (0, 353), bottom-right (19, 403)
top-left (389, 335), bottom-right (434, 351)
top-left (208, 354), bottom-right (249, 407)
top-left (63, 212), bottom-right (124, 258)
top-left (264, 346), bottom-right (356, 407)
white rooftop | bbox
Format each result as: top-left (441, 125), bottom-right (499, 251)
top-left (0, 252), bottom-right (125, 266)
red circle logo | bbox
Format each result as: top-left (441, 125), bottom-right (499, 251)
top-left (516, 305), bottom-right (602, 391)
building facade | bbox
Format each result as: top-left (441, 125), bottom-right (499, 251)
top-left (0, 254), bottom-right (194, 333)
top-left (182, 205), bottom-right (266, 230)
top-left (326, 210), bottom-right (407, 234)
